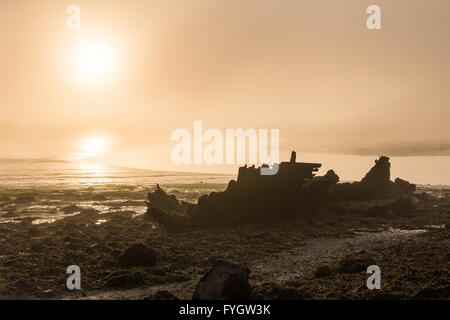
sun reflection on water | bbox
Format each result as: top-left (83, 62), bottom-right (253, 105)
top-left (76, 162), bottom-right (112, 185)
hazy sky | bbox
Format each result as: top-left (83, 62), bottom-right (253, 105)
top-left (1, 0), bottom-right (449, 177)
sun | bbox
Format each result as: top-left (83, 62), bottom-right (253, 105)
top-left (80, 137), bottom-right (109, 157)
top-left (76, 41), bottom-right (116, 82)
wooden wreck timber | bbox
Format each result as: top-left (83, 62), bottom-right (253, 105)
top-left (145, 151), bottom-right (418, 229)
top-left (146, 151), bottom-right (324, 227)
top-left (236, 151), bottom-right (321, 192)
top-left (235, 152), bottom-right (320, 198)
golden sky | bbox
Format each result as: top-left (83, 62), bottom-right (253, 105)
top-left (1, 0), bottom-right (449, 175)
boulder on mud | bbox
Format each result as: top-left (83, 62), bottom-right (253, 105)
top-left (118, 243), bottom-right (158, 267)
top-left (336, 253), bottom-right (376, 274)
top-left (193, 260), bottom-right (252, 300)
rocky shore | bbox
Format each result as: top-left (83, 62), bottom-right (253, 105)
top-left (0, 154), bottom-right (448, 300)
top-left (0, 190), bottom-right (448, 300)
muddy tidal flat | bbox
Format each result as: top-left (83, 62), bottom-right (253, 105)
top-left (0, 183), bottom-right (448, 300)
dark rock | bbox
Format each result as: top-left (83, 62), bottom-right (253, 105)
top-left (336, 254), bottom-right (376, 274)
top-left (118, 243), bottom-right (158, 267)
top-left (193, 260), bottom-right (251, 300)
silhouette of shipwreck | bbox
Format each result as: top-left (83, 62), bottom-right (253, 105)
top-left (146, 151), bottom-right (417, 229)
